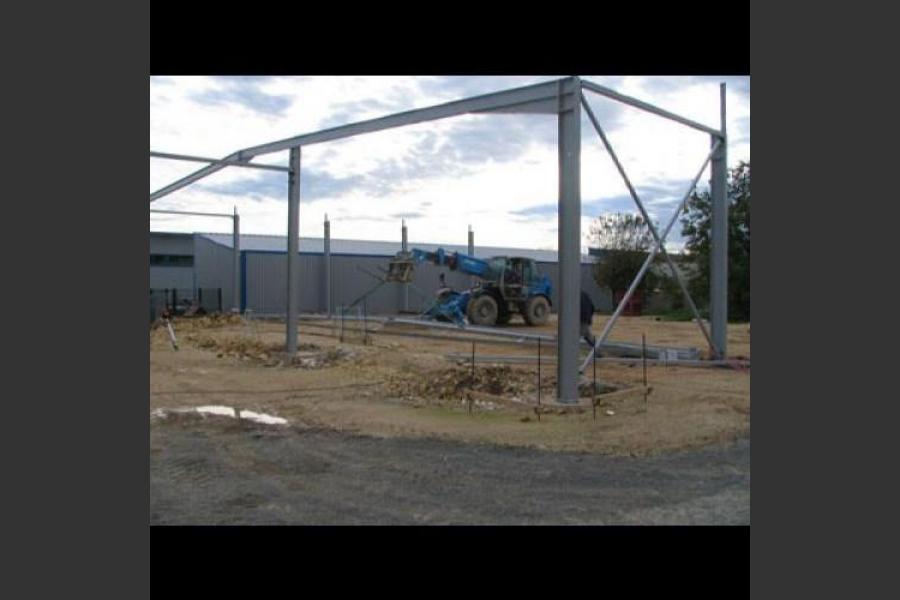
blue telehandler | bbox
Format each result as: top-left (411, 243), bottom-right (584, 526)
top-left (387, 248), bottom-right (552, 327)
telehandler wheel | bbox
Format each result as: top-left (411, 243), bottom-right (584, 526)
top-left (467, 294), bottom-right (499, 326)
top-left (523, 295), bottom-right (550, 326)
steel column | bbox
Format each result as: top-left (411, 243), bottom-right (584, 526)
top-left (324, 215), bottom-right (332, 318)
top-left (401, 219), bottom-right (409, 312)
top-left (467, 225), bottom-right (475, 287)
top-left (710, 83), bottom-right (729, 358)
top-left (557, 77), bottom-right (582, 403)
top-left (232, 207), bottom-right (240, 313)
top-left (286, 147), bottom-right (301, 354)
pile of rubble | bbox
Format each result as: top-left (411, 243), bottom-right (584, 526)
top-left (284, 347), bottom-right (356, 369)
top-left (384, 364), bottom-right (621, 407)
top-left (181, 334), bottom-right (354, 368)
top-left (386, 366), bottom-right (535, 401)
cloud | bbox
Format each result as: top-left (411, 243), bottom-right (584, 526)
top-left (189, 77), bottom-right (294, 117)
top-left (152, 76), bottom-right (749, 253)
top-left (197, 169), bottom-right (367, 201)
top-left (389, 211), bottom-right (425, 220)
top-left (510, 203), bottom-right (557, 218)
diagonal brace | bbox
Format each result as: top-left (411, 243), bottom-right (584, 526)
top-left (580, 138), bottom-right (722, 372)
top-left (580, 94), bottom-right (715, 355)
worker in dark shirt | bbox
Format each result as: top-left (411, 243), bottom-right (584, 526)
top-left (580, 291), bottom-right (596, 349)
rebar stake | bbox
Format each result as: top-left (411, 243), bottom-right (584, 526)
top-left (593, 348), bottom-right (597, 420)
top-left (642, 332), bottom-right (648, 410)
top-left (363, 300), bottom-right (369, 345)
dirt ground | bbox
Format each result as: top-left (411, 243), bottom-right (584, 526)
top-left (150, 313), bottom-right (750, 456)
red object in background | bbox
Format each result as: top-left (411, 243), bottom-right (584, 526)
top-left (613, 289), bottom-right (643, 316)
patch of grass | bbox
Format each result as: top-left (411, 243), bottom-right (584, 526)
top-left (654, 308), bottom-right (699, 322)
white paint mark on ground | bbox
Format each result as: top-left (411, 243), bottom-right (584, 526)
top-left (196, 405), bottom-right (239, 418)
top-left (151, 406), bottom-right (288, 426)
top-left (239, 410), bottom-right (289, 425)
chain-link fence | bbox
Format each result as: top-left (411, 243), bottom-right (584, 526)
top-left (150, 288), bottom-right (223, 322)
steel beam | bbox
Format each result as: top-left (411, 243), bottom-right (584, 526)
top-left (580, 93), bottom-right (715, 354)
top-left (286, 147), bottom-right (301, 354)
top-left (150, 151), bottom-right (290, 172)
top-left (557, 77), bottom-right (582, 403)
top-left (710, 83), bottom-right (729, 358)
top-left (580, 80), bottom-right (723, 138)
top-left (324, 215), bottom-right (332, 318)
top-left (150, 209), bottom-right (233, 219)
top-left (240, 80), bottom-right (568, 158)
top-left (232, 207), bottom-right (240, 313)
top-left (580, 139), bottom-right (722, 372)
top-left (150, 79), bottom-right (575, 202)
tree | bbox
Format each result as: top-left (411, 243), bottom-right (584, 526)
top-left (587, 213), bottom-right (659, 299)
top-left (680, 160), bottom-right (750, 321)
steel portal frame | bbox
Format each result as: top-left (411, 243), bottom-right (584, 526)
top-left (149, 76), bottom-right (728, 402)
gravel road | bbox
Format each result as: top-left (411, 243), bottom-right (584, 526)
top-left (150, 416), bottom-right (749, 525)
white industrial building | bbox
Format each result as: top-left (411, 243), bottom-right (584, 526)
top-left (149, 231), bottom-right (612, 318)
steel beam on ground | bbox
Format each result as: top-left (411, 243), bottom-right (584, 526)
top-left (557, 76), bottom-right (582, 403)
top-left (447, 353), bottom-right (748, 369)
top-left (286, 147), bottom-right (301, 354)
top-left (580, 80), bottom-right (723, 138)
top-left (710, 83), bottom-right (729, 359)
top-left (580, 93), bottom-right (715, 354)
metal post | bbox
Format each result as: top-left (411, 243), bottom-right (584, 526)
top-left (557, 76), bottom-right (581, 403)
top-left (592, 347), bottom-right (597, 420)
top-left (324, 214), bottom-right (332, 318)
top-left (710, 83), bottom-right (728, 359)
top-left (232, 206), bottom-right (240, 313)
top-left (537, 338), bottom-right (542, 407)
top-left (642, 332), bottom-right (648, 410)
top-left (642, 333), bottom-right (647, 387)
top-left (286, 146), bottom-right (301, 354)
top-left (468, 224), bottom-right (475, 288)
top-left (401, 219), bottom-right (409, 312)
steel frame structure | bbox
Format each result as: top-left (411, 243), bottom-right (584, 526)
top-left (149, 76), bottom-right (728, 403)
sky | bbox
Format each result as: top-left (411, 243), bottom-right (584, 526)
top-left (149, 75), bottom-right (750, 253)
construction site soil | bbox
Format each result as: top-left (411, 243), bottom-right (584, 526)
top-left (151, 313), bottom-right (750, 455)
top-left (150, 313), bottom-right (750, 523)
